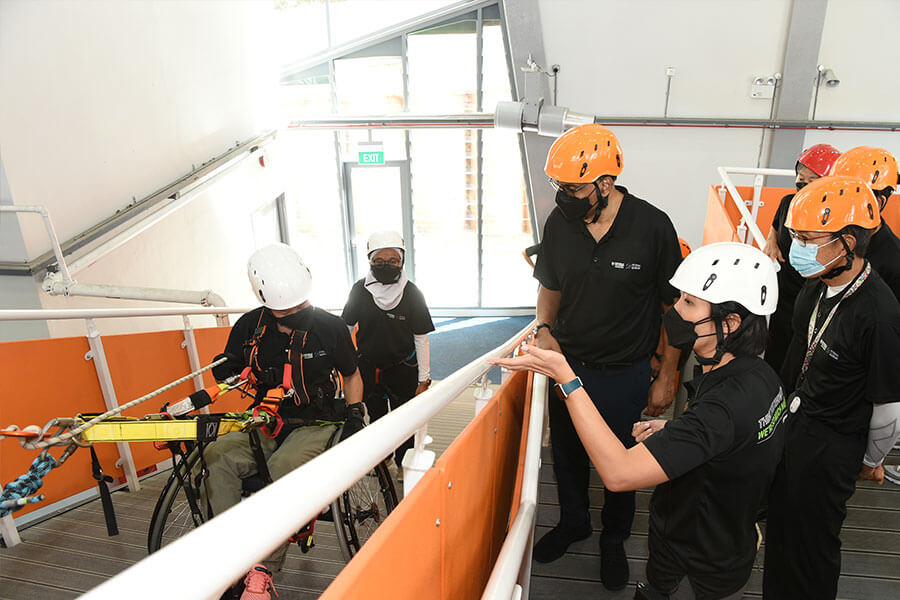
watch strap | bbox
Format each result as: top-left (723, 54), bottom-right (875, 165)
top-left (555, 376), bottom-right (583, 399)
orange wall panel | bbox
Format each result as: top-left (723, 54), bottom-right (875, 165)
top-left (320, 469), bottom-right (445, 600)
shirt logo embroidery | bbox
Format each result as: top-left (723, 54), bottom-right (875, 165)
top-left (757, 389), bottom-right (787, 443)
top-left (819, 339), bottom-right (839, 360)
top-left (385, 313), bottom-right (407, 321)
top-left (302, 350), bottom-right (328, 359)
top-left (610, 262), bottom-right (642, 270)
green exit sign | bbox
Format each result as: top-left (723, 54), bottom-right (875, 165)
top-left (359, 151), bottom-right (385, 165)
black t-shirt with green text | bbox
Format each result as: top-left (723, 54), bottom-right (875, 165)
top-left (643, 356), bottom-right (785, 596)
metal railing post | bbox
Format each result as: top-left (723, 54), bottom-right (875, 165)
top-left (182, 315), bottom-right (205, 394)
top-left (84, 318), bottom-right (140, 492)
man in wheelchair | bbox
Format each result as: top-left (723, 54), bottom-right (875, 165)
top-left (207, 243), bottom-right (364, 599)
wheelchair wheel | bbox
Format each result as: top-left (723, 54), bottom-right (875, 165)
top-left (147, 446), bottom-right (206, 553)
top-left (329, 428), bottom-right (399, 562)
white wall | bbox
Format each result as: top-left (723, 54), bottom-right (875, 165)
top-left (0, 0), bottom-right (278, 260)
top-left (536, 0), bottom-right (900, 247)
top-left (0, 0), bottom-right (282, 338)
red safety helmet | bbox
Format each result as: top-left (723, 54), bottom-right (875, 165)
top-left (796, 144), bottom-right (841, 178)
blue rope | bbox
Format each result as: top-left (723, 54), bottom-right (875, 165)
top-left (0, 452), bottom-right (57, 517)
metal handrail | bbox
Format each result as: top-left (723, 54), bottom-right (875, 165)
top-left (482, 373), bottom-right (547, 599)
top-left (79, 320), bottom-right (534, 600)
top-left (716, 166), bottom-right (794, 248)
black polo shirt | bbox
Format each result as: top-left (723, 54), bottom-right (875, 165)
top-left (342, 280), bottom-right (435, 367)
top-left (771, 193), bottom-right (805, 313)
top-left (868, 223), bottom-right (900, 301)
top-left (782, 267), bottom-right (900, 437)
top-left (221, 306), bottom-right (358, 422)
top-left (643, 356), bottom-right (785, 595)
top-left (533, 186), bottom-right (682, 364)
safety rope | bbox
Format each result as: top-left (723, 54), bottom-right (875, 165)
top-left (18, 356), bottom-right (228, 450)
top-left (0, 444), bottom-right (77, 517)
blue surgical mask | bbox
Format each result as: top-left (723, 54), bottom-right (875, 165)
top-left (788, 236), bottom-right (841, 277)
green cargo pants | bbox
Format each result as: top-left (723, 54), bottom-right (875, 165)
top-left (202, 424), bottom-right (338, 572)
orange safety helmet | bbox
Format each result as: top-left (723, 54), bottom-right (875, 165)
top-left (796, 144), bottom-right (841, 178)
top-left (785, 176), bottom-right (880, 233)
top-left (545, 124), bottom-right (623, 184)
top-left (830, 146), bottom-right (899, 192)
top-left (678, 238), bottom-right (692, 259)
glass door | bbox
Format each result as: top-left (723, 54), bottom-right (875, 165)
top-left (343, 161), bottom-right (414, 282)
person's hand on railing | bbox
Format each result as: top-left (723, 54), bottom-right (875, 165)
top-left (489, 343), bottom-right (574, 384)
top-left (632, 419), bottom-right (666, 443)
top-left (415, 379), bottom-right (431, 396)
top-left (338, 403), bottom-right (366, 442)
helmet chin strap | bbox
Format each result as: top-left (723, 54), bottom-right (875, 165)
top-left (587, 181), bottom-right (609, 224)
top-left (820, 235), bottom-right (855, 281)
top-left (694, 320), bottom-right (727, 366)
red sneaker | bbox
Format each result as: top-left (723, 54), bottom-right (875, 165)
top-left (240, 564), bottom-right (278, 600)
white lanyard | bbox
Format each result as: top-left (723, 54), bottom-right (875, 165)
top-left (800, 262), bottom-right (871, 380)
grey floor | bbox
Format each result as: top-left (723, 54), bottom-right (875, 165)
top-left (529, 447), bottom-right (900, 600)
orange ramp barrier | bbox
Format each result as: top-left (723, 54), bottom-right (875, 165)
top-left (703, 185), bottom-right (793, 247)
top-left (0, 325), bottom-right (234, 519)
top-left (321, 371), bottom-right (532, 600)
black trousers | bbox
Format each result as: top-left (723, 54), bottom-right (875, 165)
top-left (762, 411), bottom-right (865, 600)
top-left (358, 356), bottom-right (418, 466)
top-left (548, 358), bottom-right (651, 543)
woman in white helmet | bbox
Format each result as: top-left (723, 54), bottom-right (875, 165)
top-left (342, 230), bottom-right (435, 479)
top-left (207, 243), bottom-right (364, 600)
top-left (492, 242), bottom-right (786, 600)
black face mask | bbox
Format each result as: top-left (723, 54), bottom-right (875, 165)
top-left (274, 306), bottom-right (312, 331)
top-left (663, 307), bottom-right (715, 352)
top-left (555, 182), bottom-right (608, 222)
top-left (795, 181), bottom-right (808, 191)
top-left (371, 263), bottom-right (402, 284)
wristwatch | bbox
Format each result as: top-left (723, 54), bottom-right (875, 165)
top-left (533, 323), bottom-right (552, 336)
top-left (555, 376), bottom-right (584, 399)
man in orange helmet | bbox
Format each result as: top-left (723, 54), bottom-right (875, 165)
top-left (532, 124), bottom-right (683, 589)
top-left (763, 144), bottom-right (841, 378)
top-left (762, 177), bottom-right (900, 599)
top-left (830, 146), bottom-right (900, 300)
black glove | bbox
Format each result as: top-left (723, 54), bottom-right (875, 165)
top-left (211, 352), bottom-right (242, 381)
top-left (339, 403), bottom-right (366, 442)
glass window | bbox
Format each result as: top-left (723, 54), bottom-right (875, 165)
top-left (251, 198), bottom-right (282, 248)
top-left (328, 1), bottom-right (458, 47)
top-left (334, 56), bottom-right (404, 114)
top-left (280, 129), bottom-right (349, 308)
top-left (280, 78), bottom-right (332, 122)
top-left (482, 22), bottom-right (512, 110)
top-left (481, 129), bottom-right (534, 307)
top-left (407, 27), bottom-right (476, 113)
top-left (409, 130), bottom-right (478, 307)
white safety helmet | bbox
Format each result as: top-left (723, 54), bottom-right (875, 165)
top-left (367, 230), bottom-right (406, 257)
top-left (246, 243), bottom-right (312, 310)
top-left (669, 242), bottom-right (778, 316)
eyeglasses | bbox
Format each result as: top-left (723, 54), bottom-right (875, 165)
top-left (547, 177), bottom-right (591, 195)
top-left (371, 258), bottom-right (402, 267)
top-left (788, 231), bottom-right (835, 248)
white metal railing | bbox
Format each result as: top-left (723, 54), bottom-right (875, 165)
top-left (74, 319), bottom-right (532, 600)
top-left (482, 373), bottom-right (547, 600)
top-left (716, 166), bottom-right (794, 248)
top-left (1, 205), bottom-right (229, 325)
top-left (0, 306), bottom-right (251, 547)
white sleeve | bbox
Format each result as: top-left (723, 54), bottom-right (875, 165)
top-left (414, 334), bottom-right (430, 382)
top-left (863, 402), bottom-right (900, 467)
